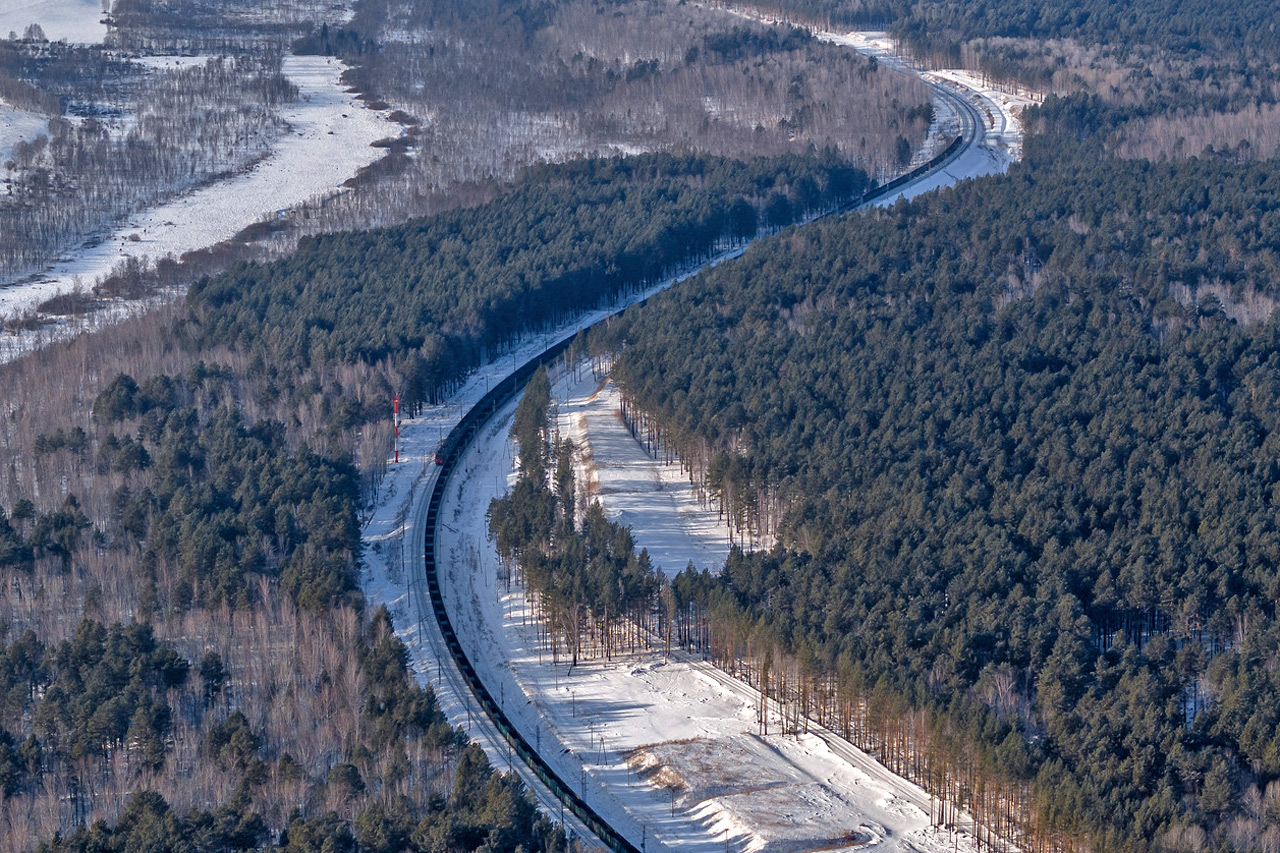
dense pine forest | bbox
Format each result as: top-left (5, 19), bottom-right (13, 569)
top-left (182, 152), bottom-right (866, 427)
top-left (7, 0), bottom-right (1280, 848)
top-left (0, 145), bottom-right (860, 849)
top-left (589, 96), bottom-right (1280, 849)
top-left (752, 0), bottom-right (1280, 53)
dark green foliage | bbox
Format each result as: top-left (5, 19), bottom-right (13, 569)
top-left (700, 25), bottom-right (814, 62)
top-left (204, 711), bottom-right (266, 780)
top-left (92, 374), bottom-right (140, 423)
top-left (27, 495), bottom-right (90, 570)
top-left (0, 621), bottom-right (189, 768)
top-left (605, 118), bottom-right (1280, 845)
top-left (491, 380), bottom-right (659, 664)
top-left (512, 367), bottom-right (552, 481)
top-left (33, 426), bottom-right (88, 456)
top-left (361, 607), bottom-right (460, 751)
top-left (0, 509), bottom-right (32, 574)
top-left (436, 744), bottom-right (552, 853)
top-left (183, 151), bottom-right (867, 413)
top-left (0, 727), bottom-right (28, 798)
top-left (42, 788), bottom-right (265, 853)
top-left (199, 651), bottom-right (226, 704)
top-left (97, 432), bottom-right (151, 473)
top-left (282, 811), bottom-right (357, 853)
top-left (137, 399), bottom-right (361, 611)
top-left (768, 0), bottom-right (1280, 54)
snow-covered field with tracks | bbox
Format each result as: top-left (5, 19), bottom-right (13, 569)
top-left (0, 55), bottom-right (399, 359)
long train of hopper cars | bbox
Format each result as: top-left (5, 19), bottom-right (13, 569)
top-left (417, 107), bottom-right (980, 852)
top-left (422, 336), bottom-right (642, 853)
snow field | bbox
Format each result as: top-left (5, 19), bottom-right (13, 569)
top-left (554, 367), bottom-right (741, 575)
top-left (0, 0), bottom-right (107, 45)
top-left (0, 55), bottom-right (400, 360)
top-left (0, 101), bottom-right (48, 164)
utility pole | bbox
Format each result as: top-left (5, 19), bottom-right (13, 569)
top-left (393, 393), bottom-right (401, 463)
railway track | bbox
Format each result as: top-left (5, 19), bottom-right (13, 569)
top-left (412, 64), bottom-right (1001, 853)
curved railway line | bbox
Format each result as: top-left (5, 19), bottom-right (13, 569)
top-left (416, 70), bottom-right (992, 852)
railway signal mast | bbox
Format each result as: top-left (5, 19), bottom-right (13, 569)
top-left (393, 394), bottom-right (401, 464)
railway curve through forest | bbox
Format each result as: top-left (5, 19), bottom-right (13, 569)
top-left (412, 64), bottom-right (1004, 852)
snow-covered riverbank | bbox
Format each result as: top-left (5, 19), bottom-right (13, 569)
top-left (0, 54), bottom-right (398, 360)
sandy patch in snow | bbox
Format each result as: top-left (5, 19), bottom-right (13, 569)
top-left (0, 0), bottom-right (107, 44)
top-left (0, 54), bottom-right (399, 360)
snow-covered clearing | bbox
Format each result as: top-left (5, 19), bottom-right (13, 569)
top-left (0, 55), bottom-right (399, 360)
top-left (377, 365), bottom-right (981, 852)
top-left (0, 101), bottom-right (47, 163)
top-left (555, 369), bottom-right (741, 574)
top-left (0, 0), bottom-right (106, 44)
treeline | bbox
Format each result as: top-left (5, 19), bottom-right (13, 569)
top-left (593, 96), bottom-right (1280, 849)
top-left (489, 368), bottom-right (661, 666)
top-left (182, 151), bottom-right (869, 437)
top-left (106, 0), bottom-right (342, 53)
top-left (739, 0), bottom-right (1280, 55)
top-left (0, 46), bottom-right (295, 285)
top-left (41, 739), bottom-right (552, 853)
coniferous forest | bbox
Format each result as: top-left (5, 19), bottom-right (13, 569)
top-left (589, 96), bottom-right (1280, 849)
top-left (6, 0), bottom-right (1280, 848)
top-left (0, 146), bottom-right (860, 849)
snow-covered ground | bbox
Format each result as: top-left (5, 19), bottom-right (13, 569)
top-left (0, 101), bottom-right (48, 163)
top-left (0, 55), bottom-right (399, 360)
top-left (555, 369), bottom-right (741, 574)
top-left (373, 363), bottom-right (982, 852)
top-left (350, 13), bottom-right (1032, 848)
top-left (0, 0), bottom-right (107, 44)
